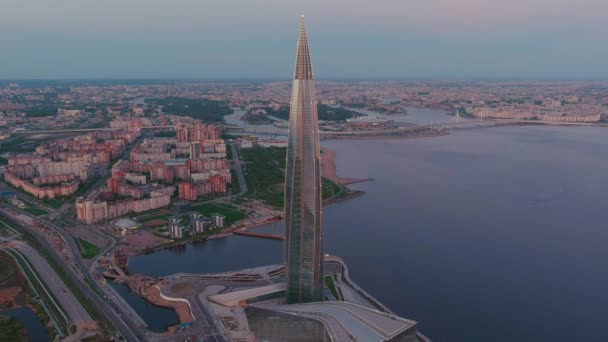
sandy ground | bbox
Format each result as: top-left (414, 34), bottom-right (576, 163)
top-left (321, 148), bottom-right (369, 186)
top-left (0, 287), bottom-right (22, 308)
top-left (123, 230), bottom-right (167, 254)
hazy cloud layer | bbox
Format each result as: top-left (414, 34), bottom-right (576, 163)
top-left (1, 0), bottom-right (606, 79)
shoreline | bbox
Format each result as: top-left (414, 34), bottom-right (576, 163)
top-left (130, 147), bottom-right (368, 257)
top-left (321, 148), bottom-right (371, 186)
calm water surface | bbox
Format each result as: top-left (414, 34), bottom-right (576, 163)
top-left (0, 307), bottom-right (48, 341)
top-left (110, 283), bottom-right (179, 332)
top-left (130, 124), bottom-right (608, 341)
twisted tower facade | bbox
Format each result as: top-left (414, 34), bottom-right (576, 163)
top-left (284, 16), bottom-right (324, 304)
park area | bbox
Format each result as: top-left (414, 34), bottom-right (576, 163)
top-left (77, 238), bottom-right (100, 259)
top-left (192, 203), bottom-right (247, 226)
top-left (239, 147), bottom-right (349, 208)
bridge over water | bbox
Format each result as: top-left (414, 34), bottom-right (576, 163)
top-left (223, 120), bottom-right (499, 138)
top-left (13, 118), bottom-right (598, 137)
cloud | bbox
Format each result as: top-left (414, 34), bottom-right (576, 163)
top-left (0, 0), bottom-right (606, 79)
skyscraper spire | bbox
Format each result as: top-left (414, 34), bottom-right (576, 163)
top-left (284, 16), bottom-right (324, 304)
top-left (294, 15), bottom-right (313, 80)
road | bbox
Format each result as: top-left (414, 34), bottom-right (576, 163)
top-left (148, 267), bottom-right (286, 342)
top-left (193, 295), bottom-right (223, 342)
top-left (0, 207), bottom-right (142, 341)
top-left (230, 143), bottom-right (248, 195)
top-left (224, 123), bottom-right (444, 137)
top-left (0, 130), bottom-right (255, 341)
top-left (13, 125), bottom-right (174, 134)
top-left (2, 130), bottom-right (170, 341)
top-left (52, 168), bottom-right (110, 222)
top-left (0, 181), bottom-right (57, 214)
top-left (10, 241), bottom-right (92, 323)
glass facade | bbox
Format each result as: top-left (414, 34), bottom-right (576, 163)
top-left (284, 17), bottom-right (324, 304)
top-left (246, 307), bottom-right (331, 342)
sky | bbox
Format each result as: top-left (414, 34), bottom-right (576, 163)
top-left (1, 0), bottom-right (607, 80)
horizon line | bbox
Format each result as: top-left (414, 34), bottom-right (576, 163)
top-left (1, 77), bottom-right (607, 83)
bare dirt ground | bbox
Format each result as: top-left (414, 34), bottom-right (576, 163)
top-left (123, 230), bottom-right (168, 254)
top-left (141, 219), bottom-right (167, 228)
top-left (170, 282), bottom-right (196, 297)
top-left (0, 287), bottom-right (22, 309)
top-left (321, 148), bottom-right (369, 186)
top-left (0, 252), bottom-right (24, 310)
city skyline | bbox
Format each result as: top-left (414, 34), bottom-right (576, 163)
top-left (1, 1), bottom-right (607, 79)
top-left (1, 2), bottom-right (607, 341)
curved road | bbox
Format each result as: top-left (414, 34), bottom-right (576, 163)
top-left (10, 242), bottom-right (92, 323)
top-left (0, 207), bottom-right (142, 341)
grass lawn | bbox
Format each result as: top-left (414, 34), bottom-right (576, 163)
top-left (0, 317), bottom-right (27, 341)
top-left (0, 215), bottom-right (109, 337)
top-left (325, 276), bottom-right (340, 300)
top-left (240, 147), bottom-right (347, 207)
top-left (229, 169), bottom-right (241, 194)
top-left (3, 181), bottom-right (65, 209)
top-left (77, 238), bottom-right (100, 259)
top-left (128, 207), bottom-right (170, 217)
top-left (240, 147), bottom-right (286, 207)
top-left (0, 252), bottom-right (19, 287)
top-left (0, 135), bottom-right (38, 154)
top-left (74, 175), bottom-right (101, 197)
top-left (23, 207), bottom-right (48, 216)
top-left (145, 97), bottom-right (233, 123)
top-left (32, 175), bottom-right (101, 209)
top-left (266, 104), bottom-right (357, 121)
top-left (192, 203), bottom-right (247, 225)
top-left (154, 130), bottom-right (176, 138)
top-left (321, 178), bottom-right (349, 201)
top-left (41, 198), bottom-right (65, 209)
top-left (138, 214), bottom-right (171, 223)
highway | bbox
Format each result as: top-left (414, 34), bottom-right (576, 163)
top-left (13, 125), bottom-right (174, 134)
top-left (11, 241), bottom-right (92, 323)
top-left (193, 295), bottom-right (223, 342)
top-left (0, 207), bottom-right (142, 341)
top-left (10, 132), bottom-right (154, 340)
top-left (224, 124), bottom-right (443, 137)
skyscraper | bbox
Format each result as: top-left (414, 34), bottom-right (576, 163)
top-left (284, 16), bottom-right (324, 304)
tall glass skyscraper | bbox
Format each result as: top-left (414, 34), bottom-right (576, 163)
top-left (284, 16), bottom-right (324, 304)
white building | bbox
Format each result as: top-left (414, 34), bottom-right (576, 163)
top-left (211, 214), bottom-right (225, 228)
top-left (170, 225), bottom-right (184, 239)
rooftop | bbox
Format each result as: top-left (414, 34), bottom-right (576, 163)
top-left (257, 301), bottom-right (417, 342)
top-left (208, 283), bottom-right (285, 307)
top-left (112, 218), bottom-right (141, 230)
top-left (161, 159), bottom-right (188, 166)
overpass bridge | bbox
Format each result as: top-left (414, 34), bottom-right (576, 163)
top-left (15, 123), bottom-right (446, 137)
top-left (13, 125), bottom-right (174, 135)
top-left (224, 124), bottom-right (449, 138)
top-left (222, 119), bottom-right (523, 137)
top-left (14, 117), bottom-right (600, 137)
